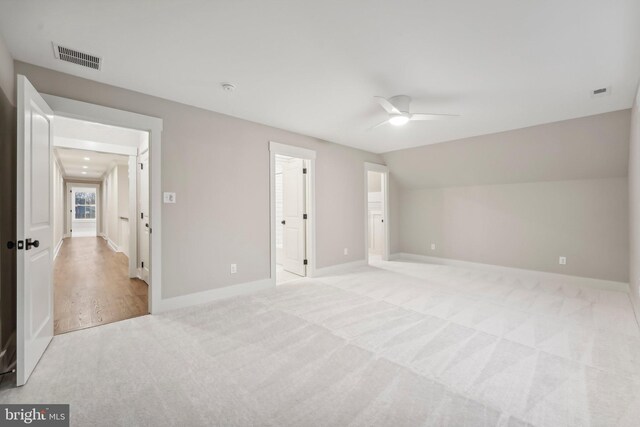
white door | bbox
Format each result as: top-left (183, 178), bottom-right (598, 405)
top-left (16, 75), bottom-right (54, 386)
top-left (282, 158), bottom-right (306, 276)
top-left (138, 151), bottom-right (150, 283)
top-left (370, 211), bottom-right (384, 255)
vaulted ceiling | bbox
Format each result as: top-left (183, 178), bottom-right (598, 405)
top-left (1, 0), bottom-right (638, 153)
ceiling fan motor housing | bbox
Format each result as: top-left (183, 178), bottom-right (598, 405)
top-left (389, 95), bottom-right (411, 113)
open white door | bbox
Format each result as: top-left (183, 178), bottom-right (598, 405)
top-left (138, 150), bottom-right (150, 283)
top-left (16, 75), bottom-right (54, 386)
top-left (282, 158), bottom-right (306, 276)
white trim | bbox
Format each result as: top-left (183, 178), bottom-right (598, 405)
top-left (42, 94), bottom-right (162, 314)
top-left (53, 136), bottom-right (137, 156)
top-left (314, 259), bottom-right (368, 277)
top-left (269, 141), bottom-right (316, 159)
top-left (390, 252), bottom-right (630, 293)
top-left (157, 279), bottom-right (273, 313)
top-left (364, 162), bottom-right (390, 262)
top-left (269, 142), bottom-right (317, 283)
top-left (106, 238), bottom-right (118, 252)
top-left (53, 239), bottom-right (64, 259)
top-left (65, 182), bottom-right (100, 238)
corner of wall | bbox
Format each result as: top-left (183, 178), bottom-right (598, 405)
top-left (0, 33), bottom-right (14, 105)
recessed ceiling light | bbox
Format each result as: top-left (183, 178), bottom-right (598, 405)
top-left (84, 157), bottom-right (90, 161)
top-left (82, 166), bottom-right (88, 169)
top-left (81, 171), bottom-right (87, 175)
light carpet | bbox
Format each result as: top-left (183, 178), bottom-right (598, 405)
top-left (1, 258), bottom-right (640, 426)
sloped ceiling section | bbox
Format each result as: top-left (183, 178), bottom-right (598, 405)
top-left (0, 0), bottom-right (639, 153)
top-left (382, 110), bottom-right (631, 189)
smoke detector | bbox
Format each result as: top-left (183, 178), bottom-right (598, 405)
top-left (221, 83), bottom-right (236, 92)
top-left (52, 43), bottom-right (101, 70)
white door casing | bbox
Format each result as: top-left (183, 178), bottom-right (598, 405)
top-left (138, 150), bottom-right (150, 283)
top-left (282, 158), bottom-right (306, 276)
top-left (16, 75), bottom-right (54, 386)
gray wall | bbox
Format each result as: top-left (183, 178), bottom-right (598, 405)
top-left (400, 179), bottom-right (628, 282)
top-left (629, 86), bottom-right (640, 311)
top-left (386, 111), bottom-right (631, 283)
top-left (0, 35), bottom-right (15, 373)
top-left (14, 62), bottom-right (383, 299)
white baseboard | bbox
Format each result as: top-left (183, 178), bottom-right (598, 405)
top-left (157, 278), bottom-right (273, 313)
top-left (631, 291), bottom-right (640, 329)
top-left (390, 252), bottom-right (630, 293)
top-left (312, 259), bottom-right (368, 277)
top-left (53, 239), bottom-right (64, 259)
top-left (106, 238), bottom-right (118, 252)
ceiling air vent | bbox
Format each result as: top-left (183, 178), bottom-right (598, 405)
top-left (591, 86), bottom-right (611, 98)
top-left (52, 43), bottom-right (101, 70)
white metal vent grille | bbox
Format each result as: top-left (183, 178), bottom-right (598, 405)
top-left (52, 43), bottom-right (101, 70)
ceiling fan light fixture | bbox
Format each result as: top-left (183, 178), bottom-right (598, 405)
top-left (389, 114), bottom-right (410, 126)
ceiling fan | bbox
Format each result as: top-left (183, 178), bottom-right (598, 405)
top-left (372, 95), bottom-right (459, 128)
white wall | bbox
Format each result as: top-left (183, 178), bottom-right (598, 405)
top-left (629, 85), bottom-right (640, 313)
top-left (102, 163), bottom-right (130, 254)
top-left (52, 158), bottom-right (65, 254)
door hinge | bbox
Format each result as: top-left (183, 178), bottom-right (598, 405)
top-left (141, 213), bottom-right (144, 219)
top-left (140, 163), bottom-right (144, 170)
top-left (303, 214), bottom-right (307, 219)
top-left (303, 259), bottom-right (308, 265)
top-left (141, 261), bottom-right (144, 268)
top-left (303, 168), bottom-right (307, 174)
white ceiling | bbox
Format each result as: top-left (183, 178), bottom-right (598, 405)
top-left (1, 0), bottom-right (638, 153)
top-left (55, 147), bottom-right (127, 180)
top-left (54, 116), bottom-right (146, 148)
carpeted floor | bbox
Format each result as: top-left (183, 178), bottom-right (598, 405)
top-left (1, 258), bottom-right (639, 426)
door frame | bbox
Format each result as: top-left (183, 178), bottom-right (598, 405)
top-left (65, 182), bottom-right (101, 239)
top-left (42, 94), bottom-right (163, 314)
top-left (269, 141), bottom-right (316, 283)
top-left (364, 162), bottom-right (390, 262)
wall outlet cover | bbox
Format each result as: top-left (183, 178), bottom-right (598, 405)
top-left (559, 256), bottom-right (567, 265)
top-left (431, 243), bottom-right (436, 250)
top-left (344, 248), bottom-right (348, 255)
top-left (230, 264), bottom-right (237, 274)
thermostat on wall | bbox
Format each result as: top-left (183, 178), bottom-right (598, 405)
top-left (163, 192), bottom-right (176, 203)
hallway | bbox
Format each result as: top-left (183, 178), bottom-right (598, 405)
top-left (54, 237), bottom-right (148, 335)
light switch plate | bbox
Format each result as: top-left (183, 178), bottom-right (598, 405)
top-left (163, 192), bottom-right (176, 203)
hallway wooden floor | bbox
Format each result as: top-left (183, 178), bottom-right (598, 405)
top-left (54, 237), bottom-right (148, 335)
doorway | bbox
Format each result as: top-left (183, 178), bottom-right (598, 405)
top-left (15, 75), bottom-right (163, 386)
top-left (365, 163), bottom-right (390, 264)
top-left (51, 120), bottom-right (150, 335)
top-left (270, 142), bottom-right (316, 285)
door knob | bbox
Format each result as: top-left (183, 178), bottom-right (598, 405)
top-left (281, 220), bottom-right (285, 225)
top-left (145, 223), bottom-right (149, 228)
top-left (25, 238), bottom-right (39, 250)
top-left (7, 241), bottom-right (15, 249)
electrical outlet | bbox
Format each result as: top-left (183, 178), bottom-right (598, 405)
top-left (559, 256), bottom-right (567, 265)
top-left (230, 264), bottom-right (237, 274)
top-left (344, 248), bottom-right (348, 255)
top-left (431, 243), bottom-right (436, 250)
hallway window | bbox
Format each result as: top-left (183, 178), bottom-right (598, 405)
top-left (75, 191), bottom-right (96, 219)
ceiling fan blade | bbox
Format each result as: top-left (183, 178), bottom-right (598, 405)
top-left (410, 113), bottom-right (460, 121)
top-left (374, 96), bottom-right (400, 114)
top-left (369, 119), bottom-right (391, 130)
